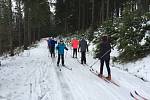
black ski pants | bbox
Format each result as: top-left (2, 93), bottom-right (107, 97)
top-left (73, 48), bottom-right (77, 58)
top-left (57, 54), bottom-right (64, 65)
top-left (50, 47), bottom-right (55, 57)
top-left (81, 51), bottom-right (86, 64)
top-left (100, 58), bottom-right (111, 76)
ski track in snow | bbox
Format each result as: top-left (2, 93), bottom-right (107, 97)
top-left (0, 39), bottom-right (150, 100)
top-left (53, 62), bottom-right (74, 100)
top-left (65, 54), bottom-right (124, 100)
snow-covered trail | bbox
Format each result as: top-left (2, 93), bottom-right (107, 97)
top-left (0, 39), bottom-right (150, 100)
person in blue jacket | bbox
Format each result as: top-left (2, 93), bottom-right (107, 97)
top-left (56, 39), bottom-right (68, 66)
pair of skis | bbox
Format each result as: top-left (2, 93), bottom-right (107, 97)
top-left (76, 60), bottom-right (149, 100)
top-left (77, 61), bottom-right (120, 87)
top-left (89, 68), bottom-right (120, 87)
top-left (130, 91), bottom-right (149, 100)
top-left (57, 65), bottom-right (72, 71)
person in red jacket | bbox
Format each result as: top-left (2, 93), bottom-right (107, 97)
top-left (71, 37), bottom-right (79, 58)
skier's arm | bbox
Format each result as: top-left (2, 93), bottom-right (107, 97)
top-left (78, 41), bottom-right (81, 52)
top-left (55, 40), bottom-right (57, 44)
top-left (56, 45), bottom-right (59, 50)
top-left (64, 44), bottom-right (68, 50)
top-left (86, 42), bottom-right (89, 52)
top-left (71, 40), bottom-right (73, 47)
top-left (99, 43), bottom-right (103, 59)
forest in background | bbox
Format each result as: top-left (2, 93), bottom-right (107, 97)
top-left (0, 0), bottom-right (150, 62)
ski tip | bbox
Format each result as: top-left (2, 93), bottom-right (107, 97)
top-left (130, 92), bottom-right (134, 97)
top-left (135, 91), bottom-right (138, 95)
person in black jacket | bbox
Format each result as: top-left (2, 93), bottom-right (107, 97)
top-left (98, 35), bottom-right (111, 80)
top-left (79, 37), bottom-right (88, 64)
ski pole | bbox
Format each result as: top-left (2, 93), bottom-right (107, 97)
top-left (90, 60), bottom-right (99, 68)
top-left (90, 49), bottom-right (111, 68)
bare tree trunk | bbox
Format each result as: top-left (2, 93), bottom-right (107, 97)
top-left (106, 0), bottom-right (110, 20)
top-left (101, 0), bottom-right (104, 22)
top-left (0, 26), bottom-right (2, 55)
top-left (78, 0), bottom-right (81, 31)
top-left (137, 0), bottom-right (142, 15)
top-left (18, 1), bottom-right (21, 47)
top-left (8, 0), bottom-right (14, 56)
top-left (82, 2), bottom-right (85, 31)
top-left (16, 0), bottom-right (22, 47)
top-left (38, 23), bottom-right (40, 41)
top-left (91, 0), bottom-right (94, 26)
top-left (28, 8), bottom-right (31, 45)
top-left (0, 1), bottom-right (2, 55)
top-left (24, 2), bottom-right (29, 50)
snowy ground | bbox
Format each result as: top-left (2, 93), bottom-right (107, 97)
top-left (0, 39), bottom-right (150, 100)
top-left (110, 47), bottom-right (150, 82)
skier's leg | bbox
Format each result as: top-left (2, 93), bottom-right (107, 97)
top-left (83, 52), bottom-right (86, 64)
top-left (48, 46), bottom-right (51, 53)
top-left (105, 58), bottom-right (111, 80)
top-left (73, 49), bottom-right (75, 58)
top-left (100, 59), bottom-right (104, 76)
top-left (52, 47), bottom-right (55, 57)
top-left (50, 48), bottom-right (53, 57)
top-left (61, 54), bottom-right (64, 66)
top-left (57, 54), bottom-right (60, 66)
top-left (81, 52), bottom-right (84, 64)
top-left (51, 47), bottom-right (54, 57)
top-left (53, 48), bottom-right (55, 57)
top-left (75, 49), bottom-right (77, 58)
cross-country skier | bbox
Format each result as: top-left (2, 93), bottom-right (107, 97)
top-left (98, 35), bottom-right (111, 80)
top-left (50, 37), bottom-right (57, 57)
top-left (56, 39), bottom-right (68, 66)
top-left (47, 37), bottom-right (52, 53)
top-left (71, 37), bottom-right (79, 58)
top-left (79, 36), bottom-right (88, 64)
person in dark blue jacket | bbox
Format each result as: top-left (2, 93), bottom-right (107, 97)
top-left (47, 37), bottom-right (52, 53)
top-left (56, 39), bottom-right (68, 66)
top-left (49, 37), bottom-right (57, 57)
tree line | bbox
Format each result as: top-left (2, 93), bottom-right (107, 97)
top-left (55, 0), bottom-right (150, 62)
top-left (55, 0), bottom-right (149, 34)
top-left (0, 0), bottom-right (54, 56)
top-left (0, 0), bottom-right (149, 62)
